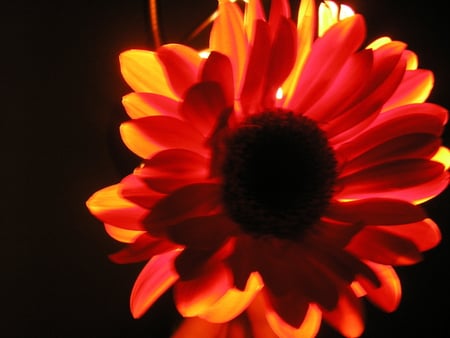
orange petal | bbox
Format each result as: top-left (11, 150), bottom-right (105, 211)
top-left (321, 284), bottom-right (365, 338)
top-left (119, 49), bottom-right (177, 99)
top-left (210, 1), bottom-right (247, 95)
top-left (120, 115), bottom-right (206, 159)
top-left (358, 261), bottom-right (401, 312)
top-left (145, 183), bottom-right (222, 234)
top-left (122, 92), bottom-right (179, 119)
top-left (264, 288), bottom-right (309, 329)
top-left (130, 250), bottom-right (180, 318)
top-left (325, 199), bottom-right (427, 225)
top-left (200, 272), bottom-right (263, 323)
top-left (156, 44), bottom-right (202, 98)
top-left (86, 184), bottom-right (147, 230)
top-left (382, 69), bottom-right (434, 112)
top-left (174, 262), bottom-right (233, 317)
top-left (104, 224), bottom-right (145, 243)
top-left (172, 318), bottom-right (226, 338)
top-left (432, 146), bottom-right (450, 170)
top-left (119, 174), bottom-right (166, 209)
top-left (282, 0), bottom-right (315, 108)
top-left (265, 302), bottom-right (322, 338)
top-left (244, 0), bottom-right (266, 42)
top-left (346, 226), bottom-right (423, 265)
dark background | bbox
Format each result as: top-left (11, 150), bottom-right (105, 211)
top-left (3, 1), bottom-right (449, 337)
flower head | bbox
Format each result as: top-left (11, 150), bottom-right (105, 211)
top-left (87, 0), bottom-right (449, 337)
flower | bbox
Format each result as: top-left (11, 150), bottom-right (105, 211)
top-left (86, 0), bottom-right (450, 337)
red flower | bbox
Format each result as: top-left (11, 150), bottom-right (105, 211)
top-left (87, 1), bottom-right (449, 337)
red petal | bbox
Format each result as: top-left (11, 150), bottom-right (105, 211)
top-left (120, 115), bottom-right (206, 159)
top-left (109, 233), bottom-right (178, 264)
top-left (174, 262), bottom-right (233, 317)
top-left (359, 261), bottom-right (401, 312)
top-left (156, 44), bottom-right (202, 98)
top-left (305, 49), bottom-right (373, 122)
top-left (144, 183), bottom-right (222, 234)
top-left (180, 82), bottom-right (228, 136)
top-left (263, 17), bottom-right (297, 106)
top-left (167, 214), bottom-right (239, 250)
top-left (335, 103), bottom-right (447, 161)
top-left (119, 174), bottom-right (166, 209)
top-left (122, 92), bottom-right (179, 119)
top-left (371, 218), bottom-right (441, 252)
top-left (240, 20), bottom-right (271, 115)
top-left (135, 149), bottom-right (208, 194)
top-left (201, 52), bottom-right (235, 107)
top-left (340, 134), bottom-right (441, 176)
top-left (325, 199), bottom-right (427, 225)
top-left (314, 218), bottom-right (363, 248)
top-left (289, 15), bottom-right (366, 112)
top-left (130, 250), bottom-right (180, 318)
top-left (86, 184), bottom-right (147, 230)
top-left (336, 159), bottom-right (448, 203)
top-left (346, 226), bottom-right (423, 265)
top-left (268, 0), bottom-right (291, 31)
top-left (263, 288), bottom-right (309, 328)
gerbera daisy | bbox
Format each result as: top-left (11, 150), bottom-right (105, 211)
top-left (87, 0), bottom-right (450, 337)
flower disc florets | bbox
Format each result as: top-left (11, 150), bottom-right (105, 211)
top-left (221, 111), bottom-right (338, 239)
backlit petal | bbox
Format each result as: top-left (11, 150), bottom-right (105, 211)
top-left (120, 116), bottom-right (206, 159)
top-left (104, 224), bottom-right (145, 244)
top-left (156, 44), bottom-right (202, 98)
top-left (86, 184), bottom-right (147, 230)
top-left (119, 49), bottom-right (177, 99)
top-left (130, 250), bottom-right (180, 318)
top-left (122, 92), bottom-right (179, 119)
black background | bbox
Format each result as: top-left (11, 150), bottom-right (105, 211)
top-left (3, 1), bottom-right (449, 337)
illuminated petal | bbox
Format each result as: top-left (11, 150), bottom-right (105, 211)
top-left (321, 285), bottom-right (364, 338)
top-left (371, 218), bottom-right (441, 252)
top-left (382, 70), bottom-right (434, 111)
top-left (119, 49), bottom-right (177, 99)
top-left (346, 226), bottom-right (423, 265)
top-left (318, 1), bottom-right (340, 36)
top-left (314, 218), bottom-right (363, 248)
top-left (144, 183), bottom-right (222, 234)
top-left (244, 0), bottom-right (266, 41)
top-left (335, 103), bottom-right (448, 160)
top-left (122, 92), bottom-right (179, 119)
top-left (167, 214), bottom-right (239, 250)
top-left (340, 134), bottom-right (441, 176)
top-left (180, 82), bottom-right (229, 136)
top-left (119, 174), bottom-right (166, 209)
top-left (336, 159), bottom-right (448, 203)
top-left (120, 116), bottom-right (206, 159)
top-left (240, 20), bottom-right (271, 115)
top-left (264, 288), bottom-right (309, 328)
top-left (263, 17), bottom-right (297, 106)
top-left (86, 184), bottom-right (147, 230)
top-left (109, 233), bottom-right (178, 264)
top-left (359, 261), bottom-right (401, 312)
top-left (172, 318), bottom-right (225, 338)
top-left (156, 44), bottom-right (202, 98)
top-left (200, 52), bottom-right (235, 106)
top-left (104, 224), bottom-right (145, 244)
top-left (305, 49), bottom-right (373, 122)
top-left (432, 146), bottom-right (450, 170)
top-left (325, 199), bottom-right (427, 225)
top-left (130, 250), bottom-right (180, 318)
top-left (288, 15), bottom-right (366, 112)
top-left (281, 0), bottom-right (315, 106)
top-left (200, 272), bottom-right (263, 323)
top-left (174, 262), bottom-right (233, 318)
top-left (210, 0), bottom-right (247, 94)
top-left (268, 0), bottom-right (291, 31)
top-left (134, 149), bottom-right (209, 193)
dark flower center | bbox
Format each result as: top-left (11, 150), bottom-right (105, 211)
top-left (221, 111), bottom-right (337, 239)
